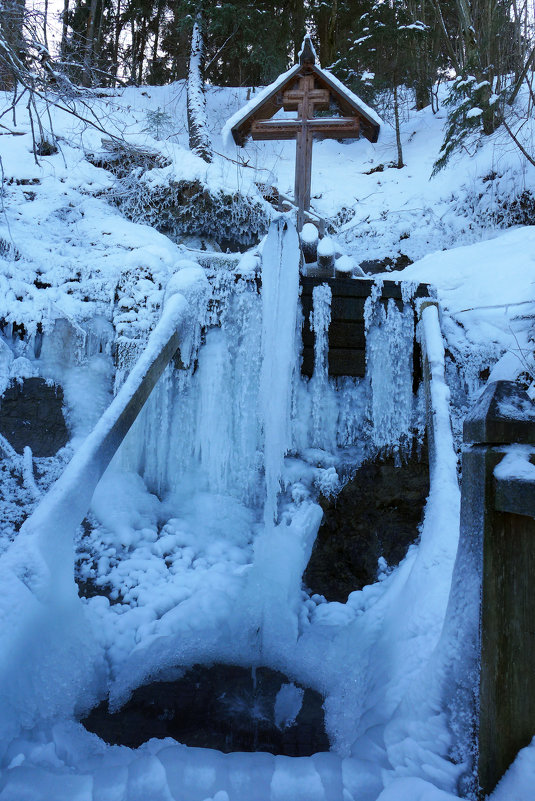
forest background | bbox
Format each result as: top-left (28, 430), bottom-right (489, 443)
top-left (1, 0), bottom-right (535, 174)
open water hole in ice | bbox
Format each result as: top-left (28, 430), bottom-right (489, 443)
top-left (81, 664), bottom-right (329, 757)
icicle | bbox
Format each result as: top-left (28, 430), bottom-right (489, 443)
top-left (116, 269), bottom-right (264, 506)
top-left (366, 298), bottom-right (415, 455)
top-left (22, 446), bottom-right (40, 500)
top-left (260, 219), bottom-right (301, 529)
top-left (311, 284), bottom-right (331, 380)
top-left (309, 283), bottom-right (337, 450)
top-left (195, 327), bottom-right (233, 492)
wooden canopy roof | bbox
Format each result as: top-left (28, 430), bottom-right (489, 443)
top-left (228, 37), bottom-right (381, 147)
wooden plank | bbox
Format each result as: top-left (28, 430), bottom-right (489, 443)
top-left (253, 117), bottom-right (360, 138)
top-left (302, 320), bottom-right (365, 349)
top-left (301, 347), bottom-right (366, 377)
top-left (301, 295), bottom-right (365, 321)
top-left (328, 321), bottom-right (366, 348)
top-left (303, 128), bottom-right (313, 213)
top-left (299, 275), bottom-right (430, 379)
top-left (301, 347), bottom-right (314, 376)
top-left (331, 296), bottom-right (367, 320)
top-left (283, 86), bottom-right (329, 111)
top-left (329, 348), bottom-right (366, 376)
top-left (480, 510), bottom-right (535, 794)
top-left (251, 119), bottom-right (299, 140)
top-left (301, 276), bottom-right (431, 300)
top-left (495, 475), bottom-right (535, 518)
top-left (309, 118), bottom-right (360, 137)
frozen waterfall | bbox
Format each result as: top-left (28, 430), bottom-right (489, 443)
top-left (116, 224), bottom-right (421, 525)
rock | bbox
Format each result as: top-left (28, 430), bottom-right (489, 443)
top-left (0, 378), bottom-right (68, 456)
top-left (304, 451), bottom-right (429, 602)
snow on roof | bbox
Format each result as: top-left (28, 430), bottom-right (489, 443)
top-left (297, 34), bottom-right (318, 63)
top-left (319, 68), bottom-right (383, 130)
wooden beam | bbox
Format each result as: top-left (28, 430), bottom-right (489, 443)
top-left (309, 118), bottom-right (360, 137)
top-left (250, 117), bottom-right (360, 141)
top-left (295, 126), bottom-right (313, 226)
top-left (301, 277), bottom-right (431, 300)
top-left (250, 119), bottom-right (300, 140)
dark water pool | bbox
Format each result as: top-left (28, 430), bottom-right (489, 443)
top-left (82, 664), bottom-right (330, 756)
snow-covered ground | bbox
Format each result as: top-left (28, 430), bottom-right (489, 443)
top-left (0, 81), bottom-right (535, 801)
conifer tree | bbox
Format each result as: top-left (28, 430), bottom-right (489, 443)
top-left (333, 0), bottom-right (429, 167)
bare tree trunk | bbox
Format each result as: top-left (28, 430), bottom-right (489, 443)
top-left (0, 0), bottom-right (27, 88)
top-left (290, 0), bottom-right (306, 63)
top-left (61, 0), bottom-right (69, 58)
top-left (137, 13), bottom-right (148, 85)
top-left (43, 0), bottom-right (49, 52)
top-left (508, 44), bottom-right (535, 105)
top-left (393, 83), bottom-right (404, 168)
top-left (82, 0), bottom-right (98, 86)
top-left (130, 15), bottom-right (137, 83)
top-left (318, 0), bottom-right (337, 68)
top-left (112, 0), bottom-right (122, 79)
top-left (454, 0), bottom-right (502, 134)
top-left (187, 11), bottom-right (212, 163)
top-left (149, 0), bottom-right (164, 82)
top-left (429, 0), bottom-right (462, 73)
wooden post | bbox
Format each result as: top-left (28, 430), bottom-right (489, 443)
top-left (316, 236), bottom-right (335, 275)
top-left (294, 74), bottom-right (315, 231)
top-left (300, 222), bottom-right (319, 264)
top-left (461, 381), bottom-right (535, 797)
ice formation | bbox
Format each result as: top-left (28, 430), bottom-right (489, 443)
top-left (260, 219), bottom-right (301, 528)
top-left (0, 220), bottom-right (450, 801)
top-left (366, 297), bottom-right (416, 455)
top-left (309, 284), bottom-right (337, 451)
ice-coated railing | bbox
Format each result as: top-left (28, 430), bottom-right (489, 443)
top-left (419, 301), bottom-right (458, 486)
top-left (0, 267), bottom-right (208, 750)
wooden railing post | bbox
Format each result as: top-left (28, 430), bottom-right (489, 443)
top-left (461, 380), bottom-right (535, 796)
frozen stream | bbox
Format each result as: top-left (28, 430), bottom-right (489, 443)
top-left (0, 223), bottom-right (462, 801)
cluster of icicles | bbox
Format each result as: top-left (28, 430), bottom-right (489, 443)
top-left (117, 225), bottom-right (419, 519)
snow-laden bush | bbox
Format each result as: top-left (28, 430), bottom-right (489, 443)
top-left (86, 139), bottom-right (172, 179)
top-left (110, 169), bottom-right (271, 252)
top-left (454, 168), bottom-right (535, 230)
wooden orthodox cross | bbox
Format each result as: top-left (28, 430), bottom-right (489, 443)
top-left (227, 36), bottom-right (380, 230)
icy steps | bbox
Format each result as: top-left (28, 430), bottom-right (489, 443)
top-left (0, 735), bottom-right (382, 801)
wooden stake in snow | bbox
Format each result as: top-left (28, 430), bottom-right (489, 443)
top-left (226, 35), bottom-right (381, 230)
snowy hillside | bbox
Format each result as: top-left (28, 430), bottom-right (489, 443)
top-left (0, 81), bottom-right (534, 801)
